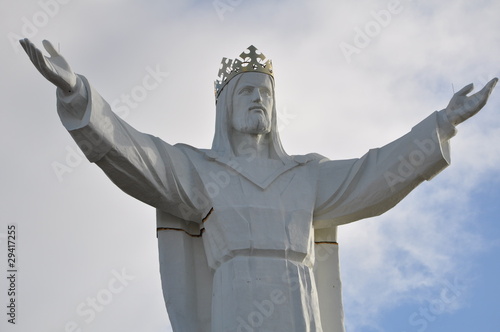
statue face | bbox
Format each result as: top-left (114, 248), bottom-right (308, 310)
top-left (231, 72), bottom-right (273, 135)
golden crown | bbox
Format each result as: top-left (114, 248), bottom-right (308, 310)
top-left (214, 45), bottom-right (274, 98)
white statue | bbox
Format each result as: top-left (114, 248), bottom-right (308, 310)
top-left (20, 39), bottom-right (497, 332)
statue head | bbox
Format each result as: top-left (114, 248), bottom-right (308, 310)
top-left (211, 46), bottom-right (289, 161)
top-left (231, 72), bottom-right (273, 136)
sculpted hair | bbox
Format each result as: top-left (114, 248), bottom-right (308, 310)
top-left (210, 73), bottom-right (289, 162)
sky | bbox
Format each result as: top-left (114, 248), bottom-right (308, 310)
top-left (1, 0), bottom-right (500, 331)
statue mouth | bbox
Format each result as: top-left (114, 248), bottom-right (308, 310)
top-left (249, 105), bottom-right (267, 113)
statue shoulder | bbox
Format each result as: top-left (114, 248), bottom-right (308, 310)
top-left (292, 153), bottom-right (328, 164)
top-left (173, 143), bottom-right (202, 153)
top-left (291, 153), bottom-right (359, 171)
top-left (173, 143), bottom-right (211, 162)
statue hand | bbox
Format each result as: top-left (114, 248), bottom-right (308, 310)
top-left (445, 78), bottom-right (498, 126)
top-left (20, 38), bottom-right (77, 94)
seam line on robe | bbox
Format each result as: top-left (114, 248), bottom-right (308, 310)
top-left (202, 207), bottom-right (214, 223)
top-left (156, 227), bottom-right (205, 238)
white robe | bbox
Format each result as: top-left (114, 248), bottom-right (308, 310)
top-left (57, 76), bottom-right (456, 332)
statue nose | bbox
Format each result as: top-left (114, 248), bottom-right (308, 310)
top-left (252, 90), bottom-right (262, 102)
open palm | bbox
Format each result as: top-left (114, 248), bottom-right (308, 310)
top-left (445, 78), bottom-right (498, 126)
top-left (20, 38), bottom-right (77, 93)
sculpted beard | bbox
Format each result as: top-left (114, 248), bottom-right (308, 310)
top-left (233, 110), bottom-right (271, 135)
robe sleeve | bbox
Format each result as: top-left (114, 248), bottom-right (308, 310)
top-left (313, 111), bottom-right (456, 228)
top-left (56, 75), bottom-right (210, 222)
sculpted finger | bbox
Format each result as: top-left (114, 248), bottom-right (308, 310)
top-left (22, 39), bottom-right (34, 59)
top-left (34, 46), bottom-right (54, 78)
top-left (19, 38), bottom-right (29, 55)
top-left (481, 77), bottom-right (498, 96)
top-left (27, 40), bottom-right (43, 66)
top-left (25, 40), bottom-right (41, 67)
top-left (471, 78), bottom-right (498, 106)
top-left (42, 39), bottom-right (59, 57)
top-left (455, 83), bottom-right (474, 96)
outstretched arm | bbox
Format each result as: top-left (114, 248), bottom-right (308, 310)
top-left (315, 79), bottom-right (498, 227)
top-left (445, 78), bottom-right (498, 126)
top-left (20, 39), bottom-right (208, 222)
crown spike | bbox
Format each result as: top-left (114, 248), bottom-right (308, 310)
top-left (214, 45), bottom-right (274, 99)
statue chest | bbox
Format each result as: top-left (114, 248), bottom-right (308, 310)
top-left (195, 159), bottom-right (318, 269)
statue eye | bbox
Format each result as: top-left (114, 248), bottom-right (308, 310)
top-left (261, 88), bottom-right (271, 97)
top-left (239, 86), bottom-right (253, 95)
